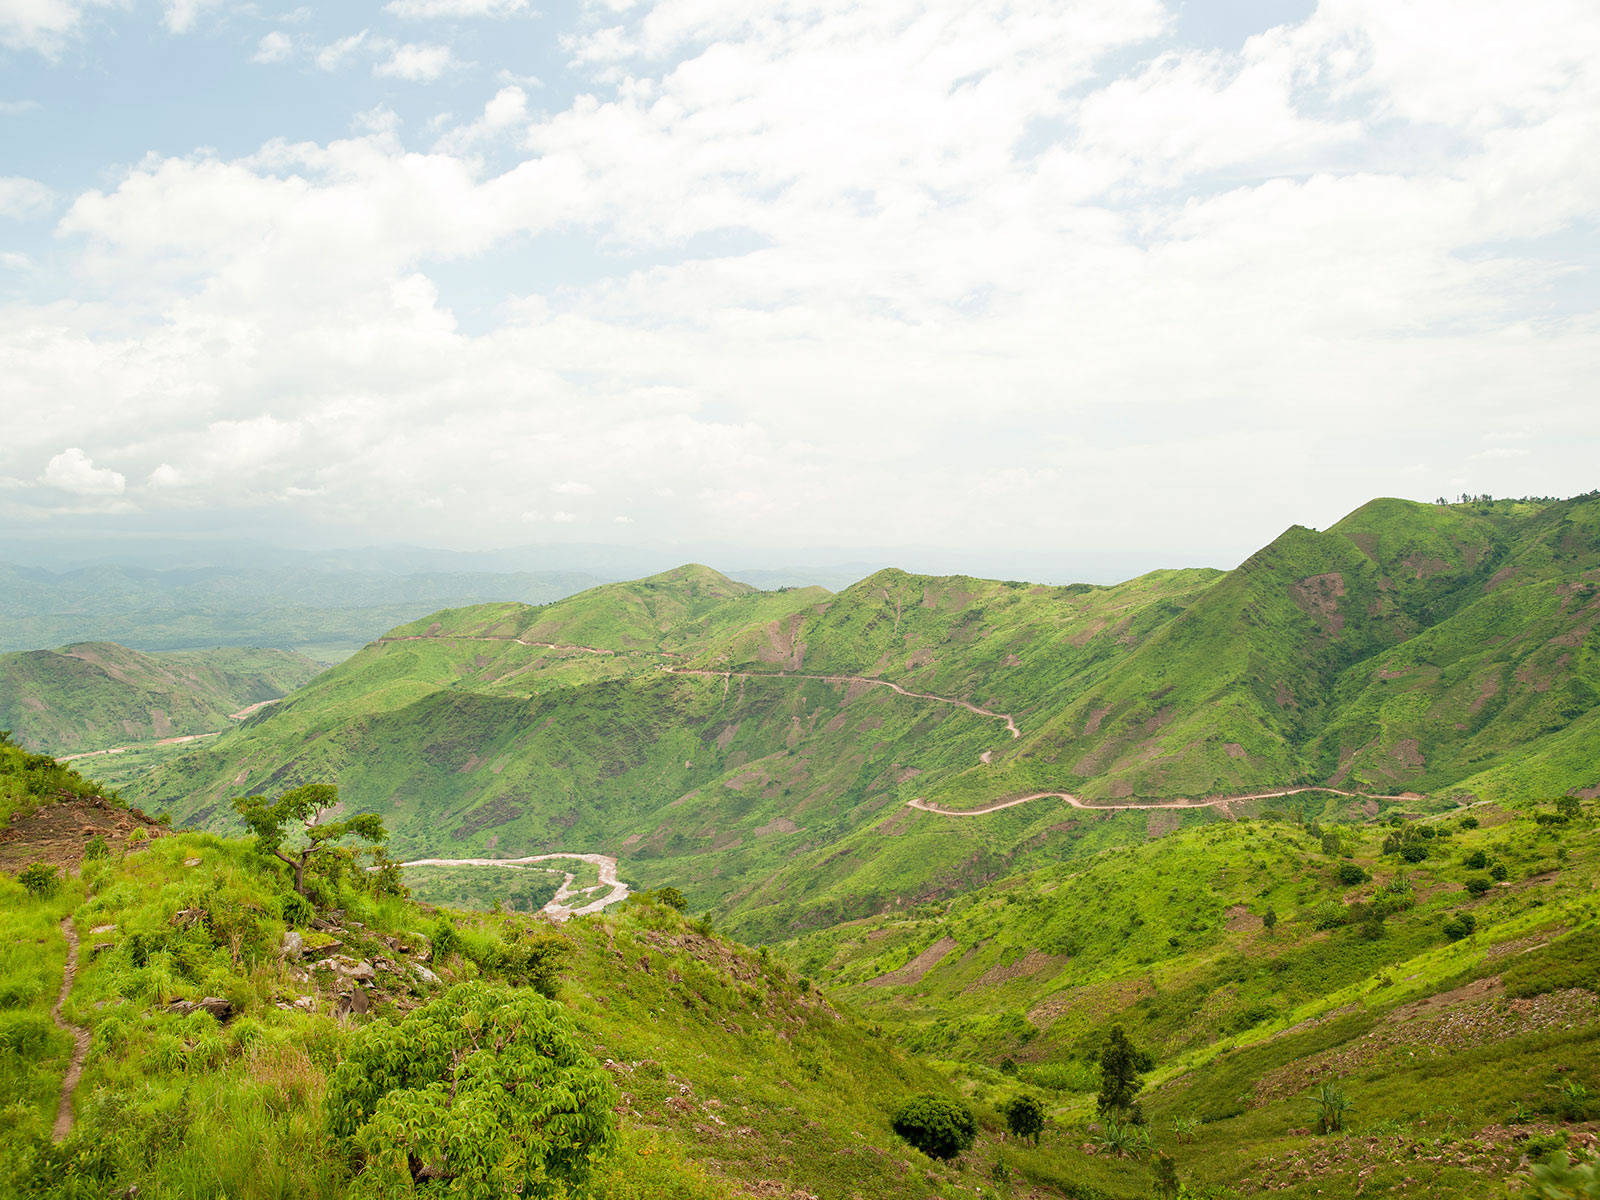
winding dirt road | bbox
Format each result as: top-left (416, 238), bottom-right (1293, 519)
top-left (907, 785), bottom-right (1421, 818)
top-left (398, 852), bottom-right (629, 922)
top-left (666, 668), bottom-right (1020, 739)
top-left (51, 917), bottom-right (89, 1142)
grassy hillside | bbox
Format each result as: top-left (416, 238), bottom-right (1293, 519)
top-left (0, 744), bottom-right (1080, 1200)
top-left (121, 496), bottom-right (1600, 948)
top-left (0, 643), bottom-right (324, 756)
top-left (782, 791), bottom-right (1600, 1198)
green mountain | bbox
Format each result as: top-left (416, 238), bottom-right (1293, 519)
top-left (0, 642), bottom-right (324, 757)
top-left (122, 497), bottom-right (1600, 944)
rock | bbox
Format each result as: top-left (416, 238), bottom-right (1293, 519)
top-left (92, 942), bottom-right (114, 955)
top-left (170, 908), bottom-right (208, 927)
top-left (90, 924), bottom-right (116, 935)
top-left (184, 857), bottom-right (201, 867)
top-left (312, 956), bottom-right (376, 982)
top-left (280, 930), bottom-right (304, 959)
top-left (412, 963), bottom-right (441, 985)
top-left (337, 987), bottom-right (370, 1017)
top-left (166, 996), bottom-right (235, 1022)
top-left (292, 995), bottom-right (316, 1012)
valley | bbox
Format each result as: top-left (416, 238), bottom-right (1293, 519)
top-left (3, 494), bottom-right (1598, 1199)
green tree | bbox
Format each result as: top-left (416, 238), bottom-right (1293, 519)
top-left (1152, 1150), bottom-right (1181, 1199)
top-left (327, 982), bottom-right (616, 1198)
top-left (1557, 796), bottom-right (1582, 821)
top-left (890, 1095), bottom-right (977, 1160)
top-left (1263, 907), bottom-right (1278, 933)
top-left (1096, 1025), bottom-right (1153, 1122)
top-left (653, 886), bottom-right (688, 911)
top-left (234, 783), bottom-right (388, 900)
top-left (1001, 1094), bottom-right (1045, 1146)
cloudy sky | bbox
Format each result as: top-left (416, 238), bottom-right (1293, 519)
top-left (1, 0), bottom-right (1596, 573)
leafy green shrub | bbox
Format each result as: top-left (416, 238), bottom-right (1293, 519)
top-left (430, 916), bottom-right (462, 960)
top-left (327, 981), bottom-right (617, 1198)
top-left (1442, 913), bottom-right (1477, 941)
top-left (83, 834), bottom-right (109, 861)
top-left (1152, 1150), bottom-right (1180, 1199)
top-left (1549, 1080), bottom-right (1597, 1123)
top-left (1492, 862), bottom-right (1509, 881)
top-left (1459, 815), bottom-right (1480, 830)
top-left (1526, 1146), bottom-right (1600, 1199)
top-left (16, 862), bottom-right (58, 896)
top-left (652, 886), bottom-right (688, 911)
top-left (1000, 1094), bottom-right (1045, 1145)
top-left (1093, 1117), bottom-right (1148, 1159)
top-left (1311, 900), bottom-right (1348, 930)
top-left (889, 1094), bottom-right (977, 1160)
top-left (1401, 844), bottom-right (1429, 863)
top-left (1310, 1082), bottom-right (1353, 1134)
top-left (1463, 849), bottom-right (1489, 869)
top-left (1465, 875), bottom-right (1494, 897)
top-left (1336, 863), bottom-right (1370, 887)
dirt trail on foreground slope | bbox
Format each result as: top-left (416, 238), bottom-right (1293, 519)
top-left (907, 785), bottom-right (1421, 817)
top-left (396, 852), bottom-right (629, 921)
top-left (52, 918), bottom-right (89, 1142)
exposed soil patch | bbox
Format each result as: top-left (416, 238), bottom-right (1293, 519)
top-left (865, 936), bottom-right (958, 987)
top-left (966, 949), bottom-right (1069, 991)
top-left (0, 797), bottom-right (165, 873)
top-left (1291, 573), bottom-right (1347, 636)
top-left (753, 817), bottom-right (798, 838)
top-left (1224, 903), bottom-right (1262, 932)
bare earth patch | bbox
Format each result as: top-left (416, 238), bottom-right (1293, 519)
top-left (865, 936), bottom-right (959, 988)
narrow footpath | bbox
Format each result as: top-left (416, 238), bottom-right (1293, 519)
top-left (51, 917), bottom-right (89, 1142)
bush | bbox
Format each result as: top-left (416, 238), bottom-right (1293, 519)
top-left (1336, 863), bottom-right (1370, 887)
top-left (1310, 1082), bottom-right (1353, 1134)
top-left (1463, 849), bottom-right (1489, 869)
top-left (1464, 875), bottom-right (1493, 897)
top-left (83, 835), bottom-right (109, 861)
top-left (890, 1094), bottom-right (977, 1160)
top-left (327, 982), bottom-right (616, 1198)
top-left (1401, 844), bottom-right (1429, 863)
top-left (1459, 815), bottom-right (1480, 830)
top-left (1442, 913), bottom-right (1477, 941)
top-left (16, 862), bottom-right (58, 896)
top-left (1492, 862), bottom-right (1509, 881)
top-left (1000, 1094), bottom-right (1045, 1145)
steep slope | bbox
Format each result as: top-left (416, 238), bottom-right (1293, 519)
top-left (0, 643), bottom-right (324, 756)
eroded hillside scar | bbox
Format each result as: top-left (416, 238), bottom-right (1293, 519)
top-left (52, 917), bottom-right (90, 1143)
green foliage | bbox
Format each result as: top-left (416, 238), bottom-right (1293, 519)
top-left (234, 784), bottom-right (389, 900)
top-left (1336, 863), bottom-right (1370, 887)
top-left (1442, 912), bottom-right (1477, 941)
top-left (1092, 1116), bottom-right (1148, 1159)
top-left (1309, 1081), bottom-right (1353, 1134)
top-left (1464, 875), bottom-right (1493, 897)
top-left (1096, 1025), bottom-right (1151, 1121)
top-left (16, 863), bottom-right (58, 897)
top-left (653, 886), bottom-right (689, 911)
top-left (1528, 1147), bottom-right (1600, 1200)
top-left (1152, 1150), bottom-right (1181, 1199)
top-left (1504, 927), bottom-right (1600, 998)
top-left (1000, 1093), bottom-right (1045, 1145)
top-left (889, 1094), bottom-right (977, 1160)
top-left (1463, 848), bottom-right (1489, 869)
top-left (327, 981), bottom-right (617, 1198)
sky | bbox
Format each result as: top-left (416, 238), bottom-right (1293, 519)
top-left (1, 0), bottom-right (1597, 577)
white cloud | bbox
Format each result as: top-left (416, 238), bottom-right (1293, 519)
top-left (316, 29), bottom-right (369, 72)
top-left (0, 0), bottom-right (122, 56)
top-left (0, 177), bottom-right (54, 219)
top-left (0, 100), bottom-right (43, 115)
top-left (252, 30), bottom-right (292, 63)
top-left (4, 0), bottom-right (1599, 556)
top-left (374, 42), bottom-right (457, 82)
top-left (162, 0), bottom-right (220, 34)
top-left (386, 0), bottom-right (529, 17)
top-left (41, 448), bottom-right (125, 495)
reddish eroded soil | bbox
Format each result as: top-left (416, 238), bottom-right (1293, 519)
top-left (865, 935), bottom-right (958, 987)
top-left (0, 796), bottom-right (166, 873)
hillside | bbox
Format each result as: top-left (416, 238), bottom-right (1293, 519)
top-left (0, 742), bottom-right (1075, 1200)
top-left (0, 643), bottom-right (324, 757)
top-left (115, 496), bottom-right (1600, 945)
top-left (4, 740), bottom-right (1598, 1199)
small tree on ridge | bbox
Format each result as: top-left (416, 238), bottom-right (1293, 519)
top-left (234, 783), bottom-right (387, 900)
